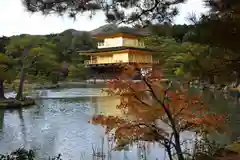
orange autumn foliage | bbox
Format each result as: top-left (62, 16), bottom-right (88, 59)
top-left (90, 65), bottom-right (227, 153)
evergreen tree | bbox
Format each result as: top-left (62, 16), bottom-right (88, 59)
top-left (22, 0), bottom-right (186, 24)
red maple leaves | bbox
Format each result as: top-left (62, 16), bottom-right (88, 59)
top-left (90, 66), bottom-right (227, 157)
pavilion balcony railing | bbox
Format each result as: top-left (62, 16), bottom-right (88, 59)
top-left (136, 42), bottom-right (145, 47)
top-left (97, 42), bottom-right (105, 48)
top-left (98, 42), bottom-right (145, 48)
top-left (85, 59), bottom-right (98, 65)
top-left (84, 59), bottom-right (160, 65)
top-left (128, 59), bottom-right (160, 64)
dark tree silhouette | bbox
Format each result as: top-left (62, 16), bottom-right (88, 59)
top-left (21, 0), bottom-right (186, 24)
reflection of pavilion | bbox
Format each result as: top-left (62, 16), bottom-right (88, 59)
top-left (39, 90), bottom-right (48, 97)
top-left (90, 96), bottom-right (122, 117)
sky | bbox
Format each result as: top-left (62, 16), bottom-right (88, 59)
top-left (0, 0), bottom-right (209, 36)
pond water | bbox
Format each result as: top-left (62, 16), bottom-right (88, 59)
top-left (0, 87), bottom-right (238, 160)
top-left (1, 88), bottom-right (173, 160)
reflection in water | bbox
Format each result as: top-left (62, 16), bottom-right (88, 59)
top-left (90, 96), bottom-right (122, 117)
top-left (0, 87), bottom-right (237, 159)
top-left (0, 109), bottom-right (4, 132)
top-left (200, 88), bottom-right (240, 144)
top-left (1, 88), bottom-right (163, 160)
top-left (17, 109), bottom-right (27, 148)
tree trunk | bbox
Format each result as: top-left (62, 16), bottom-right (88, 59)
top-left (174, 132), bottom-right (185, 160)
top-left (164, 108), bottom-right (185, 160)
top-left (145, 78), bottom-right (185, 160)
top-left (165, 142), bottom-right (173, 160)
top-left (166, 111), bottom-right (185, 160)
top-left (234, 74), bottom-right (240, 104)
top-left (165, 107), bottom-right (185, 160)
top-left (209, 75), bottom-right (214, 85)
top-left (15, 67), bottom-right (26, 101)
top-left (0, 80), bottom-right (5, 99)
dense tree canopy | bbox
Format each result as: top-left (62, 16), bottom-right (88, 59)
top-left (47, 30), bottom-right (96, 63)
top-left (144, 33), bottom-right (238, 85)
top-left (0, 37), bottom-right (10, 53)
top-left (148, 24), bottom-right (194, 42)
top-left (0, 37), bottom-right (14, 96)
top-left (5, 35), bottom-right (61, 100)
top-left (0, 28), bottom-right (98, 99)
top-left (0, 53), bottom-right (16, 99)
top-left (145, 36), bottom-right (209, 81)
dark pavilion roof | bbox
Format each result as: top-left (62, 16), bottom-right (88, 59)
top-left (92, 27), bottom-right (150, 37)
top-left (79, 46), bottom-right (160, 54)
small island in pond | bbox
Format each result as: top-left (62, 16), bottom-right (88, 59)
top-left (0, 98), bottom-right (35, 109)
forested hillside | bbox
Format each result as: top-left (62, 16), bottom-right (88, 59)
top-left (1, 22), bottom-right (238, 99)
top-left (0, 29), bottom-right (95, 98)
top-left (0, 23), bottom-right (191, 85)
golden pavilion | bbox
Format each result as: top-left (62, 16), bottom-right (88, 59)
top-left (81, 27), bottom-right (160, 80)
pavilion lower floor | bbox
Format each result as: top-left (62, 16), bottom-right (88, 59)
top-left (85, 63), bottom-right (153, 80)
